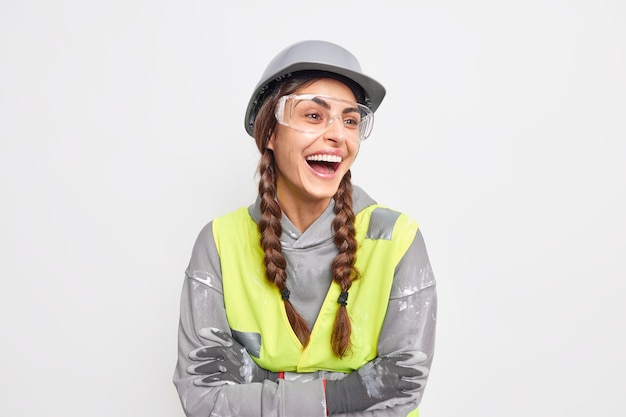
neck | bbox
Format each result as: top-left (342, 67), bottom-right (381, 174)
top-left (276, 193), bottom-right (331, 233)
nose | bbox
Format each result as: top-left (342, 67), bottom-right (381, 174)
top-left (323, 115), bottom-right (348, 143)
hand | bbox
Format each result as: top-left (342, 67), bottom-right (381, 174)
top-left (187, 327), bottom-right (278, 386)
top-left (325, 354), bottom-right (426, 414)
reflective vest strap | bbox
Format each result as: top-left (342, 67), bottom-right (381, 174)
top-left (213, 207), bottom-right (305, 366)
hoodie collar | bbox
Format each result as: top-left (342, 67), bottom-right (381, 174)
top-left (248, 184), bottom-right (376, 250)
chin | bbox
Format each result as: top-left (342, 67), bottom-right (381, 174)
top-left (305, 183), bottom-right (342, 201)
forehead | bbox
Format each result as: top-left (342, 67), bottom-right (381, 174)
top-left (293, 78), bottom-right (357, 103)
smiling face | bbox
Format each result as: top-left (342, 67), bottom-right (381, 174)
top-left (267, 78), bottom-right (361, 215)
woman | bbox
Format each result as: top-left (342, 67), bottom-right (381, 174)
top-left (173, 40), bottom-right (437, 417)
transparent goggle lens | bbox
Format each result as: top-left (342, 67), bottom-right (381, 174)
top-left (275, 94), bottom-right (374, 141)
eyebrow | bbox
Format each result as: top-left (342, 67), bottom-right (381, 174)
top-left (310, 96), bottom-right (360, 115)
top-left (311, 96), bottom-right (332, 110)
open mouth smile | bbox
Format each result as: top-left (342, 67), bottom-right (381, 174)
top-left (305, 153), bottom-right (342, 175)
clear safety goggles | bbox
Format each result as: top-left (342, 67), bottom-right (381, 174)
top-left (274, 94), bottom-right (374, 142)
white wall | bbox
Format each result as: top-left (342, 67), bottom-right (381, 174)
top-left (1, 1), bottom-right (624, 416)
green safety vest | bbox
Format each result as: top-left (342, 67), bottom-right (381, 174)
top-left (213, 204), bottom-right (419, 417)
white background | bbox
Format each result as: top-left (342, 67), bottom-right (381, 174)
top-left (1, 1), bottom-right (624, 416)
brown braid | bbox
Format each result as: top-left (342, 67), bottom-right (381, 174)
top-left (252, 73), bottom-right (364, 355)
top-left (330, 170), bottom-right (360, 357)
top-left (253, 77), bottom-right (315, 347)
top-left (257, 149), bottom-right (311, 346)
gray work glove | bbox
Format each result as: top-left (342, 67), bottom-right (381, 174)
top-left (188, 327), bottom-right (279, 386)
top-left (325, 354), bottom-right (426, 414)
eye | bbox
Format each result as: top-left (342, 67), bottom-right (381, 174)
top-left (305, 111), bottom-right (324, 123)
top-left (293, 100), bottom-right (327, 125)
top-left (343, 113), bottom-right (361, 128)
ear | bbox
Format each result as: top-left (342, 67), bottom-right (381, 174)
top-left (266, 132), bottom-right (276, 151)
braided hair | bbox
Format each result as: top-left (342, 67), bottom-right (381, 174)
top-left (252, 74), bottom-right (361, 357)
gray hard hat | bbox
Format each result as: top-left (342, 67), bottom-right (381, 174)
top-left (244, 40), bottom-right (386, 137)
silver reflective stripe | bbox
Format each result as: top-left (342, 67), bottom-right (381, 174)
top-left (232, 329), bottom-right (262, 358)
top-left (366, 207), bottom-right (401, 240)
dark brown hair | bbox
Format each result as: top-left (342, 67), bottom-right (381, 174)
top-left (253, 74), bottom-right (360, 358)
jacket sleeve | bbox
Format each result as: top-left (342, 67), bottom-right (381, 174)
top-left (330, 228), bottom-right (438, 417)
top-left (173, 221), bottom-right (328, 417)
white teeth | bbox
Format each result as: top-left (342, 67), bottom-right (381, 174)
top-left (306, 154), bottom-right (342, 163)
